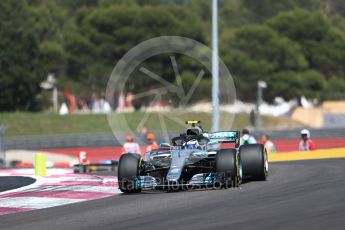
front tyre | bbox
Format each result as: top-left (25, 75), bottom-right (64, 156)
top-left (240, 144), bottom-right (268, 181)
top-left (216, 149), bottom-right (241, 188)
top-left (118, 153), bottom-right (142, 193)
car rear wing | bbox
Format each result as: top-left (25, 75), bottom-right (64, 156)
top-left (203, 131), bottom-right (240, 148)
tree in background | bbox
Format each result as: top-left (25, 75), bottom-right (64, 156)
top-left (221, 8), bottom-right (345, 102)
top-left (0, 0), bottom-right (345, 111)
top-left (0, 0), bottom-right (45, 111)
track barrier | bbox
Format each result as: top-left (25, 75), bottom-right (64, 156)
top-left (268, 148), bottom-right (345, 162)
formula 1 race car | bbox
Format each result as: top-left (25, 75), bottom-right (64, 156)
top-left (118, 121), bottom-right (268, 193)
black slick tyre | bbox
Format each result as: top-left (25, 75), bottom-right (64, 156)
top-left (240, 144), bottom-right (268, 181)
top-left (118, 153), bottom-right (142, 193)
top-left (215, 149), bottom-right (240, 188)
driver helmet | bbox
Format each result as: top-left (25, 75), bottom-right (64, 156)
top-left (186, 140), bottom-right (199, 149)
top-left (186, 126), bottom-right (203, 136)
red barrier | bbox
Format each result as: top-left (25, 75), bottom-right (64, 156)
top-left (40, 146), bottom-right (147, 163)
top-left (39, 137), bottom-right (345, 163)
top-left (273, 137), bottom-right (345, 152)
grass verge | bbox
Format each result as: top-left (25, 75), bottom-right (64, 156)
top-left (0, 112), bottom-right (302, 137)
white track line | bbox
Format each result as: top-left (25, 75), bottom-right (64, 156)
top-left (0, 197), bottom-right (84, 209)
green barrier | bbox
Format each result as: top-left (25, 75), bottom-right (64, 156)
top-left (35, 153), bottom-right (46, 176)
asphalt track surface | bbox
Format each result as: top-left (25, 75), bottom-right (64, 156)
top-left (1, 159), bottom-right (345, 230)
top-left (0, 177), bottom-right (36, 193)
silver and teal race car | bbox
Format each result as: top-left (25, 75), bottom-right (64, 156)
top-left (118, 121), bottom-right (268, 193)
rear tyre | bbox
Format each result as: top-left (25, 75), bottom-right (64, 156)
top-left (240, 144), bottom-right (268, 181)
top-left (118, 153), bottom-right (142, 193)
top-left (216, 149), bottom-right (240, 188)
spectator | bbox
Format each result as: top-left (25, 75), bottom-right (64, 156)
top-left (91, 93), bottom-right (101, 113)
top-left (146, 133), bottom-right (158, 152)
top-left (100, 96), bottom-right (111, 114)
top-left (122, 135), bottom-right (141, 154)
top-left (139, 127), bottom-right (148, 136)
top-left (78, 98), bottom-right (90, 112)
top-left (299, 129), bottom-right (315, 151)
top-left (240, 129), bottom-right (256, 145)
top-left (262, 135), bottom-right (277, 154)
top-left (64, 87), bottom-right (76, 113)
